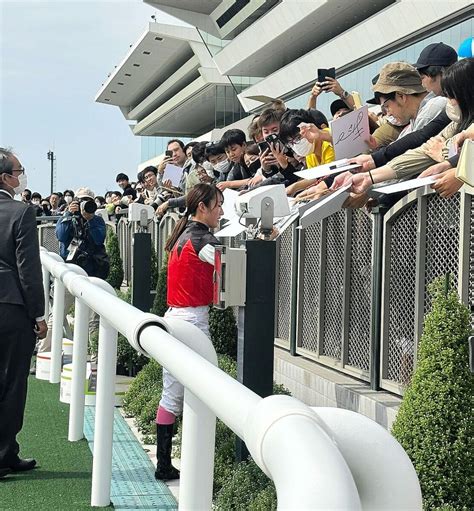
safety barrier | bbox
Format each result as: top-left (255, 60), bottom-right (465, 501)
top-left (274, 188), bottom-right (473, 394)
top-left (40, 247), bottom-right (422, 510)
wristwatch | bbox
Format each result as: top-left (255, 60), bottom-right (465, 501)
top-left (340, 90), bottom-right (350, 99)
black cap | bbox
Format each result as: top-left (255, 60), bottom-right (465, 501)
top-left (366, 74), bottom-right (380, 105)
top-left (413, 42), bottom-right (457, 69)
top-left (330, 99), bottom-right (349, 117)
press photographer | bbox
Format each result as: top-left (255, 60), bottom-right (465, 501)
top-left (55, 187), bottom-right (109, 279)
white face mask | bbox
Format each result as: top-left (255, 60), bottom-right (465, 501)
top-left (202, 160), bottom-right (215, 177)
top-left (13, 173), bottom-right (28, 195)
top-left (445, 101), bottom-right (461, 123)
top-left (386, 114), bottom-right (406, 127)
top-left (214, 159), bottom-right (231, 174)
top-left (290, 137), bottom-right (313, 157)
top-left (32, 199), bottom-right (40, 206)
top-left (65, 196), bottom-right (73, 204)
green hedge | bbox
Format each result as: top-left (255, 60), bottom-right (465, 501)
top-left (89, 288), bottom-right (147, 375)
top-left (122, 358), bottom-right (162, 438)
top-left (392, 278), bottom-right (473, 510)
top-left (150, 253), bottom-right (168, 317)
top-left (105, 228), bottom-right (124, 290)
top-left (209, 307), bottom-right (238, 359)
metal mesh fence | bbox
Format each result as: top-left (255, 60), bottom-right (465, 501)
top-left (321, 211), bottom-right (346, 360)
top-left (423, 194), bottom-right (460, 314)
top-left (299, 222), bottom-right (321, 353)
top-left (38, 224), bottom-right (60, 254)
top-left (276, 226), bottom-right (293, 343)
top-left (470, 195), bottom-right (474, 329)
top-left (386, 202), bottom-right (418, 386)
top-left (347, 210), bottom-right (372, 372)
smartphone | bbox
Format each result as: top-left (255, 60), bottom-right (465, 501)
top-left (257, 141), bottom-right (270, 153)
top-left (265, 133), bottom-right (281, 151)
top-left (317, 67), bottom-right (336, 92)
top-left (165, 150), bottom-right (173, 158)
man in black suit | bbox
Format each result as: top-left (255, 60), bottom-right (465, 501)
top-left (0, 148), bottom-right (47, 478)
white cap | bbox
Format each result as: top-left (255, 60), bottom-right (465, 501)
top-left (75, 187), bottom-right (95, 199)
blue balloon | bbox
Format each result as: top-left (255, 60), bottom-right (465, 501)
top-left (458, 37), bottom-right (474, 58)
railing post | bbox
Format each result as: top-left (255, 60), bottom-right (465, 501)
top-left (370, 207), bottom-right (385, 391)
top-left (89, 278), bottom-right (117, 508)
top-left (68, 292), bottom-right (91, 441)
top-left (49, 276), bottom-right (66, 383)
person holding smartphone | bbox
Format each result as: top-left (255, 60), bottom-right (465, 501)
top-left (308, 69), bottom-right (355, 112)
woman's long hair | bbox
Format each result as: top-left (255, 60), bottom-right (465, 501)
top-left (441, 57), bottom-right (474, 132)
top-left (164, 183), bottom-right (223, 252)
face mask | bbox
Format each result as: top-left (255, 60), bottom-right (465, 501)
top-left (32, 199), bottom-right (40, 206)
top-left (386, 115), bottom-right (405, 127)
top-left (202, 160), bottom-right (215, 177)
top-left (214, 159), bottom-right (231, 175)
top-left (65, 196), bottom-right (73, 204)
top-left (12, 173), bottom-right (28, 195)
top-left (290, 137), bottom-right (313, 157)
top-left (445, 102), bottom-right (461, 123)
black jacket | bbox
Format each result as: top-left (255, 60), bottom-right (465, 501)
top-left (0, 191), bottom-right (45, 319)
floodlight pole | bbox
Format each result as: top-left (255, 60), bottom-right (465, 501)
top-left (47, 150), bottom-right (55, 194)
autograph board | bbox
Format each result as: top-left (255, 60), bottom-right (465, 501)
top-left (330, 105), bottom-right (370, 160)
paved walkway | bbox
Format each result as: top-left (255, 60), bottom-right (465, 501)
top-left (84, 407), bottom-right (177, 510)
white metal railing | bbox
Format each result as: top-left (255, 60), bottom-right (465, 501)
top-left (40, 247), bottom-right (422, 510)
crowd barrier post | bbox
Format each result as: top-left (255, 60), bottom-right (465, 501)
top-left (370, 207), bottom-right (385, 390)
top-left (236, 238), bottom-right (277, 462)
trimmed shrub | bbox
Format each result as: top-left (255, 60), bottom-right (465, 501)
top-left (392, 278), bottom-right (473, 510)
top-left (105, 229), bottom-right (124, 290)
top-left (122, 358), bottom-right (162, 437)
top-left (215, 460), bottom-right (277, 511)
top-left (150, 247), bottom-right (159, 291)
top-left (89, 288), bottom-right (146, 375)
top-left (209, 306), bottom-right (238, 359)
top-left (151, 254), bottom-right (168, 317)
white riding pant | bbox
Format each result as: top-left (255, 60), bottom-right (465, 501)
top-left (159, 306), bottom-right (209, 416)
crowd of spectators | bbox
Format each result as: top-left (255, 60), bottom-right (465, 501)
top-left (24, 43), bottom-right (473, 229)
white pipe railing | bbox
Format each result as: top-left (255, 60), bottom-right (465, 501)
top-left (40, 248), bottom-right (422, 510)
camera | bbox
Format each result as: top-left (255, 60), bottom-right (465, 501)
top-left (73, 198), bottom-right (97, 216)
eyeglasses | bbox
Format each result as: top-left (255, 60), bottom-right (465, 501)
top-left (287, 135), bottom-right (302, 146)
top-left (11, 166), bottom-right (25, 174)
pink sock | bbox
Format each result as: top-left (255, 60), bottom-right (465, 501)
top-left (156, 405), bottom-right (176, 425)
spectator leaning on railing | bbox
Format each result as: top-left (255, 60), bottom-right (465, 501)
top-left (332, 58), bottom-right (474, 202)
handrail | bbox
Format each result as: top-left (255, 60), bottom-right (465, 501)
top-left (40, 248), bottom-right (422, 510)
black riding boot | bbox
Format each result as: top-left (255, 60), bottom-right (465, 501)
top-left (155, 423), bottom-right (180, 481)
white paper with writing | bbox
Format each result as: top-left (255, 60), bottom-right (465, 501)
top-left (331, 106), bottom-right (370, 160)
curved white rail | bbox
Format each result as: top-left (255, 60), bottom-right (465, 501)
top-left (40, 248), bottom-right (422, 510)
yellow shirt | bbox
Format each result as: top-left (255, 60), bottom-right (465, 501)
top-left (305, 128), bottom-right (335, 168)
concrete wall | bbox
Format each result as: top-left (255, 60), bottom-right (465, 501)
top-left (274, 347), bottom-right (401, 431)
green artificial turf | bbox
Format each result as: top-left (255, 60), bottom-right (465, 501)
top-left (0, 377), bottom-right (111, 510)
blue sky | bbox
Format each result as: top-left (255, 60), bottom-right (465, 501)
top-left (1, 1), bottom-right (182, 196)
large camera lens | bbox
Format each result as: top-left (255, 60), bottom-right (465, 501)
top-left (81, 199), bottom-right (97, 215)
